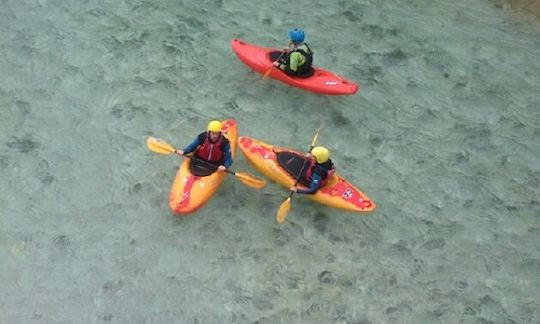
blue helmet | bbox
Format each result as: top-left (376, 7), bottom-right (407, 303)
top-left (288, 28), bottom-right (305, 44)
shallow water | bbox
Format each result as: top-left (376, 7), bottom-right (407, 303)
top-left (1, 0), bottom-right (539, 323)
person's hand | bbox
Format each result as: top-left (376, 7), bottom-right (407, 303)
top-left (282, 47), bottom-right (290, 52)
top-left (290, 186), bottom-right (298, 192)
top-left (176, 149), bottom-right (184, 156)
top-left (273, 61), bottom-right (280, 67)
top-left (305, 152), bottom-right (312, 158)
top-left (218, 165), bottom-right (227, 172)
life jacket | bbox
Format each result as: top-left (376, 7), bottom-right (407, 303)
top-left (304, 158), bottom-right (335, 187)
top-left (195, 132), bottom-right (226, 162)
top-left (286, 43), bottom-right (313, 75)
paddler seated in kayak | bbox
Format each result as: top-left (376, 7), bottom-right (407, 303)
top-left (290, 146), bottom-right (335, 194)
top-left (271, 28), bottom-right (315, 78)
top-left (175, 120), bottom-right (232, 175)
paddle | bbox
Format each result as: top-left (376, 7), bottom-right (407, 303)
top-left (262, 49), bottom-right (287, 79)
top-left (146, 136), bottom-right (266, 189)
top-left (276, 124), bottom-right (324, 224)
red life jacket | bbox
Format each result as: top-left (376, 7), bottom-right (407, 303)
top-left (304, 159), bottom-right (335, 187)
top-left (196, 132), bottom-right (224, 162)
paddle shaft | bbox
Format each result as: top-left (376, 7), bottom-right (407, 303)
top-left (181, 152), bottom-right (235, 175)
top-left (275, 124), bottom-right (324, 223)
top-left (289, 141), bottom-right (318, 198)
top-left (147, 136), bottom-right (265, 188)
top-left (274, 50), bottom-right (287, 64)
top-left (264, 50), bottom-right (288, 78)
top-left (289, 122), bottom-right (325, 193)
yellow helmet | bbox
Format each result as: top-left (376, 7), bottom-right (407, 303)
top-left (311, 146), bottom-right (330, 163)
top-left (207, 120), bottom-right (222, 132)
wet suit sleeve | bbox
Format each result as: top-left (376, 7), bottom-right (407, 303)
top-left (222, 141), bottom-right (233, 168)
top-left (288, 52), bottom-right (302, 72)
top-left (296, 173), bottom-right (322, 195)
top-left (182, 134), bottom-right (204, 154)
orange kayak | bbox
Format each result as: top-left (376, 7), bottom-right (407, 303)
top-left (169, 119), bottom-right (238, 214)
top-left (238, 136), bottom-right (375, 212)
top-left (231, 39), bottom-right (359, 95)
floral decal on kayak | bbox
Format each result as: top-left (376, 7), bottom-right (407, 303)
top-left (319, 178), bottom-right (373, 210)
top-left (169, 175), bottom-right (200, 212)
top-left (239, 137), bottom-right (275, 160)
top-left (221, 119), bottom-right (235, 134)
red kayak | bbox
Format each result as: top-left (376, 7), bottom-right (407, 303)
top-left (231, 39), bottom-right (359, 95)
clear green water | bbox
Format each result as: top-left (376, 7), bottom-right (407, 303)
top-left (1, 0), bottom-right (539, 323)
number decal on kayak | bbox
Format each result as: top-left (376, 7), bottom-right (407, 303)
top-left (342, 188), bottom-right (353, 199)
top-left (325, 81), bottom-right (338, 86)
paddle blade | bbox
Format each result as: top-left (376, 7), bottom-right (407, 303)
top-left (310, 123), bottom-right (325, 149)
top-left (146, 137), bottom-right (176, 155)
top-left (235, 172), bottom-right (267, 189)
top-left (311, 132), bottom-right (320, 148)
top-left (262, 66), bottom-right (273, 79)
top-left (276, 197), bottom-right (292, 224)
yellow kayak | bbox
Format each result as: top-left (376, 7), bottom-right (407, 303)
top-left (169, 119), bottom-right (238, 214)
top-left (238, 136), bottom-right (375, 212)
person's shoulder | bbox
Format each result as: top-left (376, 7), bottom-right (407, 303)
top-left (197, 132), bottom-right (207, 140)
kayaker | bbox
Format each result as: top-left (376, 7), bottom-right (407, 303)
top-left (175, 120), bottom-right (232, 172)
top-left (290, 146), bottom-right (335, 194)
top-left (272, 28), bottom-right (314, 78)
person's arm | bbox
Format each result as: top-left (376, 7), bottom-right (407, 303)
top-left (182, 134), bottom-right (204, 154)
top-left (276, 46), bottom-right (298, 69)
top-left (288, 52), bottom-right (302, 72)
top-left (221, 141), bottom-right (233, 168)
top-left (296, 173), bottom-right (322, 194)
